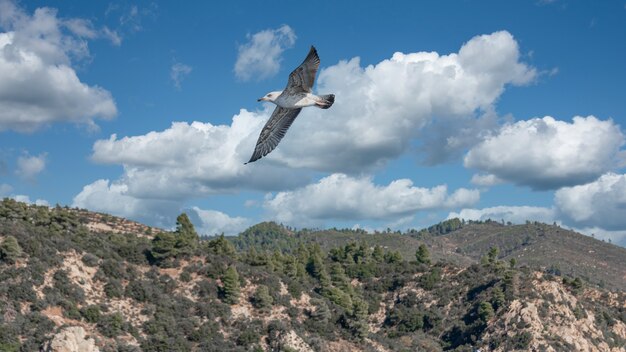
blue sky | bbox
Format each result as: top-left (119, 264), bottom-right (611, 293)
top-left (1, 0), bottom-right (626, 246)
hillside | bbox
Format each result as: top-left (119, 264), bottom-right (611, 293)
top-left (232, 220), bottom-right (626, 291)
top-left (0, 199), bottom-right (625, 351)
top-left (421, 220), bottom-right (626, 291)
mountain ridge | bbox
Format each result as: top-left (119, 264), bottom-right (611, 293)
top-left (1, 199), bottom-right (624, 351)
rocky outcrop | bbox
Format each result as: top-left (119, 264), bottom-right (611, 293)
top-left (42, 326), bottom-right (99, 352)
top-left (280, 330), bottom-right (314, 352)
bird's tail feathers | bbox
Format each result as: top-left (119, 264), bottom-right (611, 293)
top-left (319, 94), bottom-right (335, 109)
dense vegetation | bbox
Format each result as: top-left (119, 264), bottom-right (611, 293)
top-left (0, 199), bottom-right (624, 351)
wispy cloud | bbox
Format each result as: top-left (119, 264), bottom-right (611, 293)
top-left (102, 26), bottom-right (122, 46)
top-left (16, 152), bottom-right (46, 181)
top-left (537, 0), bottom-right (558, 5)
top-left (234, 25), bottom-right (296, 81)
top-left (170, 62), bottom-right (192, 90)
top-left (63, 18), bottom-right (98, 39)
top-left (103, 2), bottom-right (158, 45)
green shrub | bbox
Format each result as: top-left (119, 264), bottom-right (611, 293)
top-left (81, 305), bottom-right (101, 323)
top-left (104, 279), bottom-right (124, 298)
top-left (180, 271), bottom-right (192, 282)
top-left (251, 285), bottom-right (273, 310)
top-left (0, 236), bottom-right (22, 264)
top-left (81, 253), bottom-right (100, 267)
top-left (125, 280), bottom-right (148, 302)
top-left (98, 312), bottom-right (125, 338)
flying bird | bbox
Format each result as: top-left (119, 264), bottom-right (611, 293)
top-left (245, 46), bottom-right (335, 164)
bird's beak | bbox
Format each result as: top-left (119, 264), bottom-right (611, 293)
top-left (257, 97), bottom-right (265, 102)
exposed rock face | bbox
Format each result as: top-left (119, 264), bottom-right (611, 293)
top-left (43, 326), bottom-right (99, 352)
top-left (481, 273), bottom-right (626, 352)
top-left (281, 330), bottom-right (314, 352)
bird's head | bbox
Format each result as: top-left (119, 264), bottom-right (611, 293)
top-left (257, 91), bottom-right (282, 102)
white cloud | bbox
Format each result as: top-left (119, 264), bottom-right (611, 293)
top-left (449, 176), bottom-right (626, 247)
top-left (571, 227), bottom-right (626, 247)
top-left (555, 173), bottom-right (626, 231)
top-left (72, 179), bottom-right (181, 227)
top-left (234, 24), bottom-right (296, 81)
top-left (0, 183), bottom-right (48, 205)
top-left (189, 207), bottom-right (250, 236)
top-left (83, 31), bottom-right (533, 228)
top-left (91, 109), bottom-right (310, 200)
top-left (447, 205), bottom-right (557, 224)
top-left (271, 30), bottom-right (535, 171)
top-left (465, 116), bottom-right (625, 190)
top-left (92, 31), bottom-right (535, 182)
top-left (16, 152), bottom-right (46, 180)
top-left (12, 194), bottom-right (49, 206)
top-left (264, 173), bottom-right (479, 225)
top-left (470, 173), bottom-right (503, 186)
top-left (170, 62), bottom-right (192, 90)
top-left (0, 0), bottom-right (117, 132)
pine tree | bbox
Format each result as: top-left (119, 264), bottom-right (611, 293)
top-left (330, 263), bottom-right (352, 294)
top-left (349, 297), bottom-right (369, 339)
top-left (207, 234), bottom-right (236, 256)
top-left (384, 250), bottom-right (402, 264)
top-left (487, 246), bottom-right (499, 264)
top-left (415, 244), bottom-right (431, 265)
top-left (176, 212), bottom-right (197, 238)
top-left (478, 301), bottom-right (494, 322)
top-left (323, 286), bottom-right (352, 312)
top-left (480, 255), bottom-right (490, 266)
top-left (309, 298), bottom-right (331, 322)
top-left (0, 236), bottom-right (22, 264)
top-left (307, 253), bottom-right (326, 279)
top-left (252, 285), bottom-right (273, 310)
top-left (503, 270), bottom-right (519, 300)
top-left (175, 213), bottom-right (199, 254)
top-left (491, 287), bottom-right (506, 310)
top-left (372, 245), bottom-right (384, 262)
top-left (354, 241), bottom-right (370, 264)
top-left (222, 266), bottom-right (241, 304)
top-left (283, 255), bottom-right (298, 278)
top-left (150, 232), bottom-right (178, 262)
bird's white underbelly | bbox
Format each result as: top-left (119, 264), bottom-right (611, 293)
top-left (276, 93), bottom-right (318, 108)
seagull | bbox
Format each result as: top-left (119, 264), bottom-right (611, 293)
top-left (245, 46), bottom-right (335, 164)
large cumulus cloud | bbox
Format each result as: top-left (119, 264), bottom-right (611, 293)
top-left (465, 116), bottom-right (624, 190)
top-left (0, 0), bottom-right (116, 132)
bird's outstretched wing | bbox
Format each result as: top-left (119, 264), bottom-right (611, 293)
top-left (245, 107), bottom-right (302, 164)
top-left (285, 46), bottom-right (320, 94)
